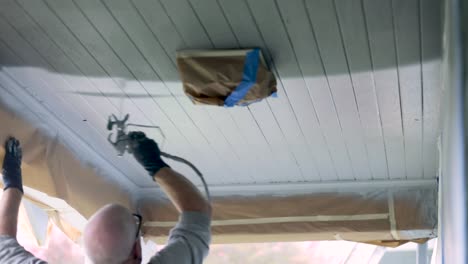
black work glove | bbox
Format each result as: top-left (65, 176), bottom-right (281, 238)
top-left (128, 132), bottom-right (169, 177)
top-left (2, 137), bottom-right (23, 193)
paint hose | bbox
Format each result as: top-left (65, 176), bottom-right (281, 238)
top-left (160, 151), bottom-right (211, 202)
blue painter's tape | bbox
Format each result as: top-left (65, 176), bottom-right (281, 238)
top-left (224, 48), bottom-right (260, 107)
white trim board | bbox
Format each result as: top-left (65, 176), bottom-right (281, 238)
top-left (138, 178), bottom-right (437, 198)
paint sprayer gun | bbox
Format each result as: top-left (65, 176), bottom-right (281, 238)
top-left (106, 114), bottom-right (210, 201)
top-left (107, 113), bottom-right (164, 156)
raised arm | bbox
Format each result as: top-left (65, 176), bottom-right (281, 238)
top-left (0, 138), bottom-right (47, 263)
top-left (128, 132), bottom-right (210, 214)
top-left (0, 138), bottom-right (23, 237)
top-left (129, 132), bottom-right (212, 264)
top-left (0, 189), bottom-right (22, 237)
top-left (153, 167), bottom-right (211, 214)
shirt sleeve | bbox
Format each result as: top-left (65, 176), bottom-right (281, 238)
top-left (0, 235), bottom-right (47, 264)
top-left (148, 211), bottom-right (211, 264)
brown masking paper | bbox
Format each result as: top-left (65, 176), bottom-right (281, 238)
top-left (0, 98), bottom-right (437, 246)
top-left (176, 49), bottom-right (277, 106)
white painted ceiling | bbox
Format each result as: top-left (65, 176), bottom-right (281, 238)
top-left (0, 0), bottom-right (442, 195)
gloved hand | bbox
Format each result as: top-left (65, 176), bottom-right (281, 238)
top-left (128, 132), bottom-right (169, 177)
top-left (2, 137), bottom-right (23, 193)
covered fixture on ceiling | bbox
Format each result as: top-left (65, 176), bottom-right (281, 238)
top-left (176, 48), bottom-right (277, 107)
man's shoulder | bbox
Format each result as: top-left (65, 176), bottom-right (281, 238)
top-left (148, 211), bottom-right (211, 264)
top-left (0, 235), bottom-right (47, 264)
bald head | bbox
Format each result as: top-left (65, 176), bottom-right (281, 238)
top-left (83, 204), bottom-right (138, 264)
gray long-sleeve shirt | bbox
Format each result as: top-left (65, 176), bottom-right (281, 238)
top-left (0, 211), bottom-right (211, 264)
